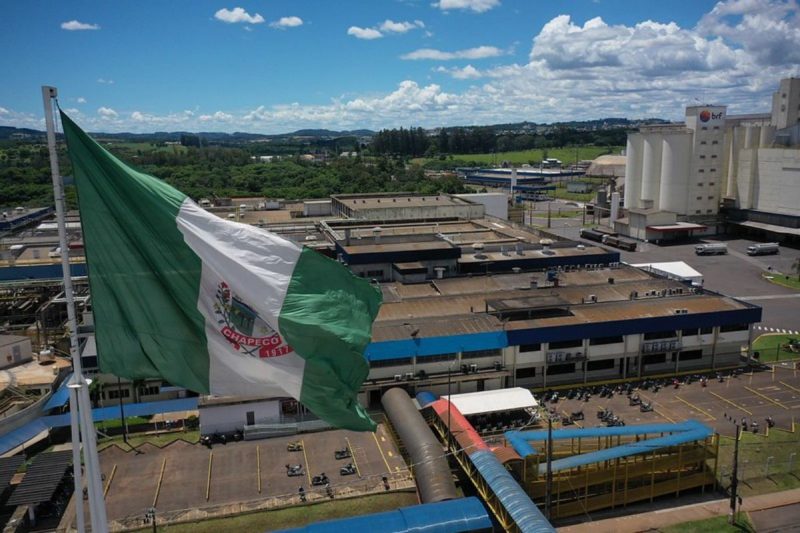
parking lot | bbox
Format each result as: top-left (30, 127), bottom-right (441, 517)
top-left (90, 423), bottom-right (411, 527)
top-left (545, 362), bottom-right (800, 438)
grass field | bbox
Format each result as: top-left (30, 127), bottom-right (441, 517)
top-left (716, 425), bottom-right (800, 496)
top-left (660, 514), bottom-right (754, 532)
top-left (752, 334), bottom-right (800, 362)
top-left (763, 272), bottom-right (800, 290)
top-left (132, 491), bottom-right (420, 532)
top-left (416, 146), bottom-right (622, 166)
top-left (103, 141), bottom-right (188, 154)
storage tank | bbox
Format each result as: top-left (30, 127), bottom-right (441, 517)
top-left (744, 125), bottom-right (760, 149)
top-left (658, 133), bottom-right (692, 213)
top-left (640, 133), bottom-right (662, 204)
top-left (623, 134), bottom-right (643, 208)
top-left (725, 127), bottom-right (738, 198)
top-left (760, 125), bottom-right (776, 147)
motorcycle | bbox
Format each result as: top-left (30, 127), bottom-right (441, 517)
top-left (312, 473), bottom-right (330, 486)
top-left (571, 410), bottom-right (584, 421)
top-left (629, 394), bottom-right (641, 406)
top-left (640, 402), bottom-right (653, 413)
top-left (286, 464), bottom-right (304, 477)
top-left (339, 463), bottom-right (357, 476)
top-left (287, 441), bottom-right (304, 452)
top-left (334, 447), bottom-right (352, 460)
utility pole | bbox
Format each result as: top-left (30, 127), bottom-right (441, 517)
top-left (729, 422), bottom-right (741, 525)
top-left (117, 377), bottom-right (128, 445)
top-left (446, 363), bottom-right (452, 452)
top-left (545, 415), bottom-right (553, 519)
top-left (547, 202), bottom-right (552, 229)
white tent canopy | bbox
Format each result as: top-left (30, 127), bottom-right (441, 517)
top-left (444, 387), bottom-right (538, 416)
top-left (631, 261), bottom-right (703, 285)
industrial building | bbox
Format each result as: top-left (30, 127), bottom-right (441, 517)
top-left (621, 77), bottom-right (800, 243)
top-left (360, 262), bottom-right (759, 406)
top-left (330, 192), bottom-right (485, 221)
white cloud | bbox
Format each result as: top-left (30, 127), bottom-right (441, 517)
top-left (61, 20), bottom-right (100, 31)
top-left (433, 0), bottom-right (500, 13)
top-left (401, 45), bottom-right (504, 60)
top-left (97, 78), bottom-right (114, 84)
top-left (97, 107), bottom-right (118, 119)
top-left (347, 26), bottom-right (383, 40)
top-left (270, 16), bottom-right (303, 29)
top-left (77, 97), bottom-right (87, 104)
top-left (214, 7), bottom-right (264, 24)
top-left (379, 19), bottom-right (425, 33)
top-left (0, 107), bottom-right (9, 115)
top-left (435, 64), bottom-right (483, 79)
top-left (199, 111), bottom-right (234, 122)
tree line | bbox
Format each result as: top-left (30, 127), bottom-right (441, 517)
top-left (369, 125), bottom-right (630, 157)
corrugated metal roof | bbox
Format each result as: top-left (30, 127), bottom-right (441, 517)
top-left (274, 497), bottom-right (492, 533)
top-left (470, 450), bottom-right (555, 533)
top-left (43, 372), bottom-right (73, 411)
top-left (444, 387), bottom-right (537, 416)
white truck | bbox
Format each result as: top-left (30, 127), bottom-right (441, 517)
top-left (746, 242), bottom-right (779, 256)
top-left (695, 243), bottom-right (728, 255)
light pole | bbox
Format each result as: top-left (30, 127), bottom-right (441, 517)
top-left (724, 414), bottom-right (742, 525)
top-left (545, 414), bottom-right (553, 519)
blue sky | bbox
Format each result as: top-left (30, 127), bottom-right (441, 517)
top-left (1, 0), bottom-right (799, 133)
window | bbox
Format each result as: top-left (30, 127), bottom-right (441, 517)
top-left (699, 169), bottom-right (705, 173)
top-left (587, 359), bottom-right (615, 371)
top-left (709, 182), bottom-right (715, 186)
top-left (370, 357), bottom-right (413, 368)
top-left (681, 328), bottom-right (699, 336)
top-left (419, 353), bottom-right (456, 364)
top-left (644, 330), bottom-right (676, 340)
top-left (710, 168), bottom-right (717, 172)
top-left (589, 335), bottom-right (623, 346)
top-left (516, 367), bottom-right (536, 379)
top-left (696, 196), bottom-right (703, 200)
top-left (713, 126), bottom-right (720, 130)
top-left (108, 388), bottom-right (131, 399)
top-left (699, 155), bottom-right (706, 159)
top-left (707, 209), bottom-right (713, 214)
top-left (711, 154), bottom-right (717, 158)
top-left (700, 141), bottom-right (707, 145)
top-left (702, 126), bottom-right (708, 130)
top-left (462, 349), bottom-right (501, 359)
top-left (697, 182), bottom-right (703, 186)
top-left (679, 349), bottom-right (703, 361)
top-left (548, 339), bottom-right (583, 350)
top-left (546, 363), bottom-right (575, 375)
top-left (708, 196), bottom-right (714, 199)
top-left (700, 326), bottom-right (713, 335)
top-left (139, 385), bottom-right (159, 397)
top-left (642, 353), bottom-right (666, 365)
top-left (720, 323), bottom-right (749, 332)
top-left (712, 140), bottom-right (719, 145)
top-left (519, 343), bottom-right (541, 353)
top-left (695, 210), bottom-right (702, 214)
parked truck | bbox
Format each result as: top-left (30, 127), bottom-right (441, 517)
top-left (746, 242), bottom-right (779, 256)
top-left (695, 243), bottom-right (728, 255)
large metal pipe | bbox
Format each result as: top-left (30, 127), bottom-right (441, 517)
top-left (382, 388), bottom-right (458, 503)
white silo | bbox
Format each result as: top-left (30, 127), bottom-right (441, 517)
top-left (725, 127), bottom-right (738, 198)
top-left (759, 125), bottom-right (776, 147)
top-left (640, 133), bottom-right (663, 206)
top-left (623, 134), bottom-right (643, 208)
top-left (658, 132), bottom-right (692, 213)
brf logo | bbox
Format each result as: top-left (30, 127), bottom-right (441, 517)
top-left (699, 110), bottom-right (723, 122)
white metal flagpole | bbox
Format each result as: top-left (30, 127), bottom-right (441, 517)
top-left (42, 86), bottom-right (109, 533)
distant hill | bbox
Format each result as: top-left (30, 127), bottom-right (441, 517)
top-left (0, 126), bottom-right (47, 140)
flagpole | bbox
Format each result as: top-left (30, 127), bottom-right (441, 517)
top-left (42, 86), bottom-right (109, 533)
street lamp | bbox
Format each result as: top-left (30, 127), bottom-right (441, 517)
top-left (723, 413), bottom-right (742, 525)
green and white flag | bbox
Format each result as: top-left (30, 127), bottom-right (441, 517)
top-left (60, 112), bottom-right (381, 431)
